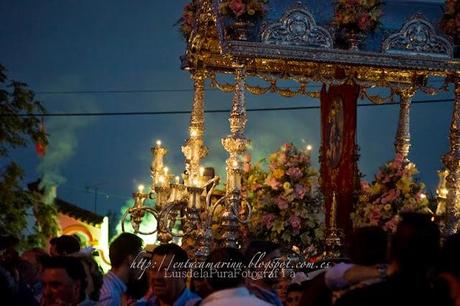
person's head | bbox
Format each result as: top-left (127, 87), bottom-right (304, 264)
top-left (41, 256), bottom-right (87, 305)
top-left (21, 247), bottom-right (49, 272)
top-left (440, 233), bottom-right (460, 278)
top-left (390, 213), bottom-right (440, 275)
top-left (71, 253), bottom-right (103, 301)
top-left (0, 234), bottom-right (19, 264)
top-left (244, 240), bottom-right (281, 287)
top-left (437, 233), bottom-right (460, 305)
top-left (286, 283), bottom-right (303, 306)
top-left (348, 226), bottom-right (388, 265)
top-left (149, 243), bottom-right (188, 304)
top-left (50, 235), bottom-right (81, 256)
top-left (205, 247), bottom-right (244, 291)
top-left (109, 232), bottom-right (143, 269)
top-left (191, 273), bottom-right (213, 299)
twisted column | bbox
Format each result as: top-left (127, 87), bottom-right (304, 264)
top-left (443, 79), bottom-right (460, 236)
top-left (394, 87), bottom-right (415, 160)
top-left (182, 70), bottom-right (208, 186)
top-left (221, 67), bottom-right (249, 248)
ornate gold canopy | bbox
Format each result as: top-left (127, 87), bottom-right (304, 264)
top-left (179, 0), bottom-right (460, 246)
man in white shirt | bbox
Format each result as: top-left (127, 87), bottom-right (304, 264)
top-left (98, 233), bottom-right (143, 306)
top-left (201, 247), bottom-right (270, 306)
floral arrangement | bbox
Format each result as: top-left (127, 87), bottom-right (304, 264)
top-left (440, 0), bottom-right (460, 42)
top-left (351, 154), bottom-right (431, 232)
top-left (333, 0), bottom-right (384, 34)
top-left (219, 0), bottom-right (268, 20)
top-left (242, 143), bottom-right (325, 256)
top-left (177, 2), bottom-right (196, 39)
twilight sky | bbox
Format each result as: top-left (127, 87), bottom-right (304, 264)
top-left (0, 0), bottom-right (453, 223)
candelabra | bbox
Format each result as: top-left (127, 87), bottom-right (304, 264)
top-left (121, 65), bottom-right (252, 258)
top-left (121, 184), bottom-right (157, 235)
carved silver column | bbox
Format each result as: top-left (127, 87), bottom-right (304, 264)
top-left (182, 70), bottom-right (208, 186)
top-left (443, 79), bottom-right (460, 236)
top-left (394, 88), bottom-right (415, 160)
top-left (221, 67), bottom-right (250, 248)
top-left (181, 70), bottom-right (208, 253)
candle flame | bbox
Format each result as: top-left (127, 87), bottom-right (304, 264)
top-left (138, 184), bottom-right (145, 193)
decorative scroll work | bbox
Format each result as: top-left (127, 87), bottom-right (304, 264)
top-left (382, 14), bottom-right (453, 58)
top-left (261, 2), bottom-right (333, 49)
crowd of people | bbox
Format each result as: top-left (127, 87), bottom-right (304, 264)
top-left (1, 212), bottom-right (460, 306)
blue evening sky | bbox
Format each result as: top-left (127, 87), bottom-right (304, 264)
top-left (0, 0), bottom-right (452, 220)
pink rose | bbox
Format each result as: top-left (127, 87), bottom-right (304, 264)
top-left (229, 0), bottom-right (246, 18)
top-left (369, 207), bottom-right (382, 224)
top-left (266, 177), bottom-right (281, 190)
top-left (275, 195), bottom-right (289, 210)
top-left (360, 180), bottom-right (370, 192)
top-left (289, 215), bottom-right (301, 231)
top-left (383, 217), bottom-right (399, 233)
top-left (263, 213), bottom-right (275, 229)
top-left (242, 163), bottom-right (251, 173)
top-left (294, 184), bottom-right (307, 199)
top-left (277, 152), bottom-right (287, 164)
top-left (381, 189), bottom-right (399, 204)
top-left (287, 167), bottom-right (303, 180)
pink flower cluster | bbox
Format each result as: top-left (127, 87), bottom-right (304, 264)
top-left (352, 154), bottom-right (430, 232)
top-left (242, 143), bottom-right (324, 252)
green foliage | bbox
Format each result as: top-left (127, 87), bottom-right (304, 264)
top-left (0, 64), bottom-right (57, 250)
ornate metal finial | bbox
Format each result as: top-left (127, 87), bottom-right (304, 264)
top-left (221, 66), bottom-right (251, 248)
top-left (262, 2), bottom-right (333, 48)
top-left (382, 14), bottom-right (453, 58)
top-left (324, 192), bottom-right (343, 259)
top-left (394, 87), bottom-right (415, 160)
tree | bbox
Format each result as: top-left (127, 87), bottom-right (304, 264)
top-left (0, 64), bottom-right (58, 250)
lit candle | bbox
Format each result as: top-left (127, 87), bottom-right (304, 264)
top-left (138, 184), bottom-right (145, 193)
top-left (159, 176), bottom-right (165, 184)
top-left (192, 178), bottom-right (199, 187)
top-left (199, 167), bottom-right (205, 177)
top-left (175, 176), bottom-right (180, 184)
top-left (156, 139), bottom-right (162, 147)
top-left (190, 129), bottom-right (197, 137)
top-left (164, 167), bottom-right (169, 175)
top-left (306, 145), bottom-right (312, 151)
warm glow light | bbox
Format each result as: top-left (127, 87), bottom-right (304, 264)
top-left (232, 160), bottom-right (238, 167)
top-left (441, 188), bottom-right (448, 196)
top-left (164, 167), bottom-right (169, 175)
top-left (190, 129), bottom-right (198, 137)
top-left (175, 176), bottom-right (180, 184)
top-left (420, 193), bottom-right (426, 199)
top-left (192, 179), bottom-right (199, 187)
top-left (199, 167), bottom-right (205, 176)
top-left (138, 184), bottom-right (145, 193)
top-left (306, 145), bottom-right (312, 151)
top-left (156, 140), bottom-right (162, 147)
top-left (159, 176), bottom-right (165, 184)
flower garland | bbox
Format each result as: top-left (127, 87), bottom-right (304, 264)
top-left (177, 2), bottom-right (196, 39)
top-left (219, 0), bottom-right (268, 20)
top-left (351, 154), bottom-right (431, 232)
top-left (440, 0), bottom-right (460, 42)
top-left (243, 143), bottom-right (324, 256)
top-left (333, 0), bottom-right (384, 34)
